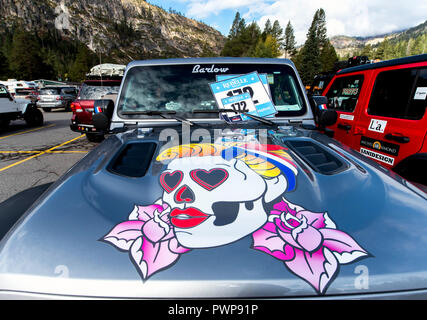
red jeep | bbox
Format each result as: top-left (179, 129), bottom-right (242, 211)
top-left (70, 78), bottom-right (122, 142)
top-left (322, 54), bottom-right (427, 187)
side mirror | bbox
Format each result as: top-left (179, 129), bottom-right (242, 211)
top-left (7, 92), bottom-right (14, 101)
top-left (309, 95), bottom-right (337, 126)
top-left (93, 99), bottom-right (115, 132)
top-left (317, 109), bottom-right (338, 127)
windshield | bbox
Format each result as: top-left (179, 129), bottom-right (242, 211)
top-left (79, 83), bottom-right (120, 100)
top-left (309, 77), bottom-right (329, 95)
top-left (117, 63), bottom-right (307, 119)
top-left (0, 85), bottom-right (8, 98)
top-left (40, 88), bottom-right (60, 95)
top-left (15, 89), bottom-right (35, 96)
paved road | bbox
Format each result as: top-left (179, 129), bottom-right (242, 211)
top-left (0, 110), bottom-right (98, 202)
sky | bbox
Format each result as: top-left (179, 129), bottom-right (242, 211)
top-left (147, 0), bottom-right (427, 45)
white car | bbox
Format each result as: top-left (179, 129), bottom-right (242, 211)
top-left (0, 84), bottom-right (43, 131)
top-left (0, 79), bottom-right (38, 96)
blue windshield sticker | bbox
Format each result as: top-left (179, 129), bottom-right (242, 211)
top-left (210, 72), bottom-right (277, 120)
top-left (216, 73), bottom-right (272, 98)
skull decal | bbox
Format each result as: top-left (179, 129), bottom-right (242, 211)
top-left (102, 142), bottom-right (369, 295)
top-left (161, 155), bottom-right (287, 248)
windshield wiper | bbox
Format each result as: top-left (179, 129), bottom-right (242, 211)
top-left (193, 109), bottom-right (277, 127)
top-left (121, 110), bottom-right (195, 126)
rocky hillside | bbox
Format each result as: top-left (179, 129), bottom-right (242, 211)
top-left (0, 0), bottom-right (226, 62)
top-left (330, 20), bottom-right (427, 57)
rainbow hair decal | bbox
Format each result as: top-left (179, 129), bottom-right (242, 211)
top-left (157, 143), bottom-right (298, 191)
top-left (221, 145), bottom-right (298, 191)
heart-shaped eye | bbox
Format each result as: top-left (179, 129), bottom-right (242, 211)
top-left (190, 168), bottom-right (229, 191)
top-left (159, 170), bottom-right (183, 193)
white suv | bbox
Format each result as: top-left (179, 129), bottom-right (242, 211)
top-left (0, 84), bottom-right (43, 131)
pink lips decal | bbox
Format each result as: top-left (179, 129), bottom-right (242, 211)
top-left (190, 168), bottom-right (229, 191)
top-left (170, 207), bottom-right (209, 228)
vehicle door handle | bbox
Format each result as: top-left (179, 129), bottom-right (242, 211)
top-left (337, 124), bottom-right (352, 131)
top-left (354, 126), bottom-right (366, 135)
top-left (385, 133), bottom-right (410, 143)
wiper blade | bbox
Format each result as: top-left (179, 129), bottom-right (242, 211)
top-left (193, 109), bottom-right (277, 127)
top-left (121, 110), bottom-right (176, 116)
top-left (121, 110), bottom-right (194, 126)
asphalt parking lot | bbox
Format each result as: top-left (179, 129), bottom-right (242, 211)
top-left (0, 110), bottom-right (98, 203)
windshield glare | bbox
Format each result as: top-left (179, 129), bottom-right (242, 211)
top-left (118, 63), bottom-right (307, 119)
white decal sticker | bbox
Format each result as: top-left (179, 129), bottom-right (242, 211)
top-left (340, 114), bottom-right (354, 121)
top-left (360, 148), bottom-right (394, 165)
top-left (102, 142), bottom-right (370, 295)
top-left (210, 72), bottom-right (277, 118)
top-left (414, 87), bottom-right (427, 100)
top-left (368, 119), bottom-right (387, 133)
top-left (220, 92), bottom-right (256, 123)
top-left (192, 64), bottom-right (229, 73)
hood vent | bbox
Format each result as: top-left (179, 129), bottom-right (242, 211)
top-left (285, 140), bottom-right (347, 174)
top-left (108, 142), bottom-right (157, 177)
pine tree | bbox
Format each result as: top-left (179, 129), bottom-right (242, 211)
top-left (298, 10), bottom-right (322, 84)
top-left (252, 34), bottom-right (281, 58)
top-left (375, 39), bottom-right (389, 59)
top-left (283, 21), bottom-right (297, 58)
top-left (241, 22), bottom-right (262, 56)
top-left (9, 31), bottom-right (52, 80)
top-left (319, 40), bottom-right (338, 72)
top-left (228, 12), bottom-right (245, 40)
top-left (262, 19), bottom-right (273, 40)
top-left (221, 12), bottom-right (248, 56)
top-left (410, 36), bottom-right (423, 55)
top-left (359, 44), bottom-right (373, 58)
top-left (68, 45), bottom-right (95, 82)
top-left (0, 49), bottom-right (9, 79)
top-left (316, 9), bottom-right (328, 48)
top-left (271, 20), bottom-right (284, 42)
top-left (406, 38), bottom-right (415, 56)
top-left (221, 17), bottom-right (262, 57)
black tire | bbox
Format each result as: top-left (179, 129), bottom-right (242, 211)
top-left (64, 102), bottom-right (71, 112)
top-left (0, 118), bottom-right (10, 132)
top-left (24, 108), bottom-right (44, 127)
top-left (86, 133), bottom-right (104, 143)
top-left (43, 108), bottom-right (52, 112)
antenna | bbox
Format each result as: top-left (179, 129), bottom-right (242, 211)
top-left (99, 50), bottom-right (103, 87)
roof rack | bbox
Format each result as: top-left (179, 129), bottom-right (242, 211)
top-left (337, 53), bottom-right (427, 75)
top-left (86, 64), bottom-right (126, 77)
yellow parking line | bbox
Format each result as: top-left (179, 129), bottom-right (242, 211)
top-left (46, 135), bottom-right (86, 152)
top-left (0, 151), bottom-right (39, 154)
top-left (0, 152), bottom-right (47, 173)
top-left (0, 150), bottom-right (88, 154)
top-left (0, 124), bottom-right (56, 140)
top-left (0, 134), bottom-right (86, 173)
top-left (48, 150), bottom-right (88, 154)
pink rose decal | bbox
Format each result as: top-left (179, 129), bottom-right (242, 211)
top-left (252, 198), bottom-right (369, 294)
top-left (102, 201), bottom-right (190, 280)
top-left (102, 197), bottom-right (369, 295)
